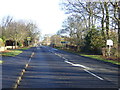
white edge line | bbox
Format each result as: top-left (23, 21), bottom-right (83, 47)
top-left (65, 60), bottom-right (90, 70)
top-left (53, 52), bottom-right (104, 81)
top-left (84, 69), bottom-right (104, 80)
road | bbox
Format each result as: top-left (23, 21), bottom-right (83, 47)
top-left (2, 47), bottom-right (34, 88)
top-left (16, 46), bottom-right (119, 89)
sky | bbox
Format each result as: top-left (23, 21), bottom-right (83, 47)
top-left (0, 0), bottom-right (67, 36)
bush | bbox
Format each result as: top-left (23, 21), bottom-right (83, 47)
top-left (84, 26), bottom-right (105, 54)
top-left (18, 42), bottom-right (23, 47)
top-left (102, 47), bottom-right (120, 57)
top-left (0, 38), bottom-right (5, 47)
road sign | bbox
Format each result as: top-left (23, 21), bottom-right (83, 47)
top-left (61, 38), bottom-right (64, 41)
top-left (106, 39), bottom-right (113, 46)
top-left (61, 41), bottom-right (65, 43)
top-left (106, 39), bottom-right (113, 57)
top-left (27, 37), bottom-right (31, 41)
top-left (61, 41), bottom-right (68, 44)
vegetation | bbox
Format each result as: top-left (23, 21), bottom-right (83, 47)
top-left (0, 16), bottom-right (40, 48)
top-left (0, 38), bottom-right (4, 47)
top-left (55, 47), bottom-right (120, 65)
top-left (80, 54), bottom-right (120, 65)
top-left (56, 0), bottom-right (120, 58)
top-left (18, 47), bottom-right (30, 50)
top-left (1, 50), bottom-right (23, 56)
top-left (0, 46), bottom-right (30, 56)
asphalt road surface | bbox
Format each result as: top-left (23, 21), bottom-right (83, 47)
top-left (16, 46), bottom-right (119, 89)
top-left (2, 47), bottom-right (34, 88)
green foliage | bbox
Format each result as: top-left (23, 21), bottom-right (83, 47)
top-left (20, 47), bottom-right (30, 50)
top-left (1, 50), bottom-right (22, 56)
top-left (1, 36), bottom-right (6, 43)
top-left (0, 38), bottom-right (5, 47)
top-left (80, 54), bottom-right (120, 65)
top-left (18, 42), bottom-right (23, 47)
top-left (84, 26), bottom-right (105, 54)
top-left (0, 16), bottom-right (40, 47)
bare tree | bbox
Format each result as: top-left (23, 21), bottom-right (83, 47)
top-left (0, 16), bottom-right (41, 48)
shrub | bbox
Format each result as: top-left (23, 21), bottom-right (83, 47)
top-left (0, 38), bottom-right (5, 47)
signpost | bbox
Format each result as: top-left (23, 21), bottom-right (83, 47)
top-left (27, 37), bottom-right (31, 46)
top-left (106, 39), bottom-right (113, 57)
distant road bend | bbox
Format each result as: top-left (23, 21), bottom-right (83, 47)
top-left (3, 46), bottom-right (119, 89)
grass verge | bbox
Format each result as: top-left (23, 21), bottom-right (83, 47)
top-left (18, 47), bottom-right (30, 50)
top-left (1, 50), bottom-right (23, 56)
top-left (79, 54), bottom-right (120, 65)
top-left (0, 47), bottom-right (30, 56)
top-left (55, 47), bottom-right (120, 65)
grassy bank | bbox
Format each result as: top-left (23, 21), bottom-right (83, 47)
top-left (18, 47), bottom-right (30, 50)
top-left (55, 47), bottom-right (120, 65)
top-left (80, 54), bottom-right (120, 65)
top-left (1, 50), bottom-right (23, 56)
top-left (1, 47), bottom-right (30, 56)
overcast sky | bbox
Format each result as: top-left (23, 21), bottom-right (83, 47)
top-left (0, 0), bottom-right (67, 36)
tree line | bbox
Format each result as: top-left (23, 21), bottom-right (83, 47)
top-left (0, 16), bottom-right (40, 48)
top-left (57, 0), bottom-right (120, 57)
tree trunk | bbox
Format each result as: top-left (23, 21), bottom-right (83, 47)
top-left (118, 1), bottom-right (120, 45)
top-left (77, 45), bottom-right (80, 52)
top-left (118, 1), bottom-right (120, 54)
top-left (104, 2), bottom-right (110, 39)
top-left (100, 3), bottom-right (106, 41)
top-left (15, 40), bottom-right (17, 49)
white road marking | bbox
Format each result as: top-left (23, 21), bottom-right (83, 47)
top-left (65, 60), bottom-right (91, 70)
top-left (53, 52), bottom-right (103, 80)
top-left (52, 48), bottom-right (58, 51)
top-left (54, 52), bottom-right (63, 58)
top-left (57, 54), bottom-right (62, 57)
top-left (65, 60), bottom-right (73, 64)
top-left (49, 50), bottom-right (54, 53)
top-left (54, 53), bottom-right (57, 55)
top-left (65, 60), bottom-right (104, 80)
top-left (14, 51), bottom-right (35, 88)
top-left (37, 47), bottom-right (40, 50)
top-left (31, 52), bottom-right (34, 57)
top-left (55, 53), bottom-right (90, 69)
top-left (72, 64), bottom-right (90, 69)
top-left (84, 69), bottom-right (104, 80)
top-left (54, 53), bottom-right (91, 70)
top-left (28, 58), bottom-right (31, 64)
top-left (62, 57), bottom-right (66, 60)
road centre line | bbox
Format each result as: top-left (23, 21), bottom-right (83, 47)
top-left (13, 51), bottom-right (35, 88)
top-left (28, 58), bottom-right (31, 64)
